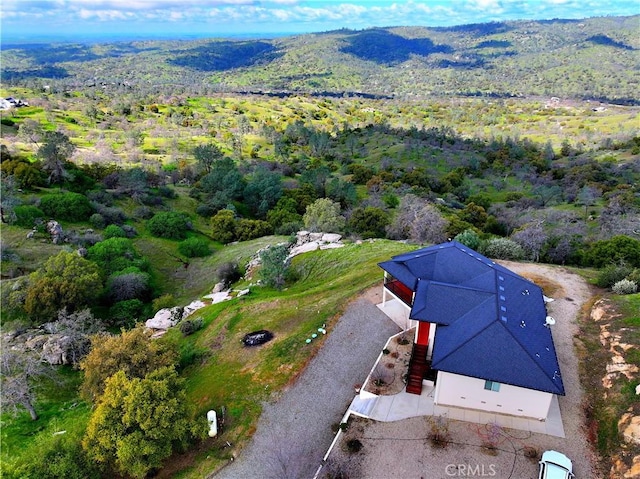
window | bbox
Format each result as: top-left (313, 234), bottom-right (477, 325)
top-left (484, 380), bottom-right (500, 392)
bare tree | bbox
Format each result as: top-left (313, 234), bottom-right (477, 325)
top-left (512, 223), bottom-right (548, 262)
top-left (0, 343), bottom-right (53, 420)
top-left (49, 308), bottom-right (105, 365)
top-left (387, 194), bottom-right (447, 244)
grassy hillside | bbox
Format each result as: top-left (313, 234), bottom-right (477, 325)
top-left (2, 16), bottom-right (638, 102)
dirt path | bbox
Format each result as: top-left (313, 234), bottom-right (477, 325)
top-left (326, 262), bottom-right (599, 479)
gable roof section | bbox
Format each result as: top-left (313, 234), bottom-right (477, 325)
top-left (378, 241), bottom-right (565, 395)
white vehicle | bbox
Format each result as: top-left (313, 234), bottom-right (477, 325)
top-left (538, 450), bottom-right (574, 479)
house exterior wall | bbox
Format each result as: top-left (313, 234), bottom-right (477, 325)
top-left (433, 371), bottom-right (553, 420)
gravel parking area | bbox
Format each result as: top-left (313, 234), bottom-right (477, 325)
top-left (214, 293), bottom-right (401, 479)
top-left (327, 262), bottom-right (599, 479)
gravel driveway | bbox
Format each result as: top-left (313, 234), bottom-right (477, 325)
top-left (327, 262), bottom-right (599, 479)
top-left (213, 293), bottom-right (401, 479)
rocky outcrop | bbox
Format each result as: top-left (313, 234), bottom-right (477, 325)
top-left (5, 331), bottom-right (76, 365)
top-left (288, 231), bottom-right (344, 257)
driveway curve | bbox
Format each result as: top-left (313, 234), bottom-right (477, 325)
top-left (213, 291), bottom-right (399, 479)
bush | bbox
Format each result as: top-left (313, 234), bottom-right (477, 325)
top-left (152, 294), bottom-right (175, 312)
top-left (235, 219), bottom-right (273, 242)
top-left (93, 204), bottom-right (127, 226)
top-left (39, 192), bottom-right (93, 222)
top-left (584, 236), bottom-right (640, 268)
top-left (260, 244), bottom-right (290, 290)
top-left (108, 299), bottom-right (145, 327)
top-left (612, 279), bottom-right (638, 295)
top-left (104, 224), bottom-right (126, 239)
top-left (454, 228), bottom-right (481, 250)
top-left (13, 205), bottom-right (45, 228)
top-left (89, 213), bottom-right (105, 229)
top-left (480, 238), bottom-right (524, 260)
top-left (596, 264), bottom-right (633, 288)
top-left (215, 262), bottom-right (241, 286)
top-left (178, 237), bottom-right (212, 258)
top-left (147, 211), bottom-right (190, 240)
top-left (106, 271), bottom-right (151, 302)
top-left (179, 318), bottom-right (204, 336)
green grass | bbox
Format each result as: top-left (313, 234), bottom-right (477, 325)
top-left (0, 367), bottom-right (91, 472)
top-left (165, 239), bottom-right (413, 476)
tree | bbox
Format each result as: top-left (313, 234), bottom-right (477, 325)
top-left (387, 194), bottom-right (447, 244)
top-left (38, 131), bottom-right (75, 184)
top-left (87, 237), bottom-right (144, 275)
top-left (512, 224), bottom-right (548, 262)
top-left (178, 237), bottom-right (212, 258)
top-left (147, 211), bottom-right (191, 240)
top-left (82, 367), bottom-right (205, 479)
top-left (576, 185), bottom-right (600, 220)
top-left (303, 198), bottom-right (345, 233)
top-left (39, 192), bottom-right (94, 221)
top-left (0, 343), bottom-right (53, 420)
top-left (24, 251), bottom-right (103, 321)
top-left (79, 326), bottom-right (178, 403)
top-left (106, 270), bottom-right (151, 302)
top-left (481, 237), bottom-right (524, 260)
top-left (348, 206), bottom-right (390, 238)
top-left (583, 235), bottom-right (640, 268)
top-left (210, 209), bottom-right (237, 244)
top-left (260, 244), bottom-right (290, 290)
top-left (193, 143), bottom-right (224, 174)
top-left (49, 308), bottom-right (105, 366)
top-left (243, 167), bottom-right (283, 218)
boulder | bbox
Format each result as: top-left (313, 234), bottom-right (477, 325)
top-left (321, 233), bottom-right (342, 243)
top-left (212, 282), bottom-right (227, 293)
top-left (183, 300), bottom-right (207, 318)
top-left (619, 412), bottom-right (640, 445)
top-left (289, 241), bottom-right (320, 257)
top-left (145, 307), bottom-right (182, 330)
top-left (41, 334), bottom-right (73, 365)
top-left (46, 220), bottom-right (63, 244)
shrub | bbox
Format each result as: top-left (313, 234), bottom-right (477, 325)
top-left (260, 244), bottom-right (290, 290)
top-left (104, 224), bottom-right (126, 239)
top-left (215, 262), bottom-right (241, 286)
top-left (13, 205), bottom-right (45, 228)
top-left (596, 264), bottom-right (633, 288)
top-left (107, 271), bottom-right (151, 302)
top-left (108, 299), bottom-right (145, 327)
top-left (93, 204), bottom-right (127, 225)
top-left (584, 236), bottom-right (640, 268)
top-left (121, 224), bottom-right (138, 238)
top-left (147, 211), bottom-right (190, 240)
top-left (152, 294), bottom-right (175, 312)
top-left (89, 213), bottom-right (105, 229)
top-left (178, 237), bottom-right (212, 258)
top-left (454, 228), bottom-right (481, 250)
top-left (179, 318), bottom-right (204, 336)
top-left (39, 192), bottom-right (93, 222)
top-left (480, 237), bottom-right (524, 260)
top-left (612, 279), bottom-right (638, 295)
top-left (235, 219), bottom-right (273, 242)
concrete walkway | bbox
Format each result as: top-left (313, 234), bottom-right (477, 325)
top-left (349, 381), bottom-right (565, 437)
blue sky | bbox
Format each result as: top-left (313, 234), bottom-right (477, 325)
top-left (2, 0), bottom-right (639, 42)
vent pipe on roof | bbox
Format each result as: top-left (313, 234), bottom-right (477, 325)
top-left (545, 316), bottom-right (556, 327)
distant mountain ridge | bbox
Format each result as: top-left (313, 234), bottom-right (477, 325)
top-left (2, 15), bottom-right (638, 103)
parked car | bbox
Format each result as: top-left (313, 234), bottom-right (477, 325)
top-left (539, 450), bottom-right (574, 479)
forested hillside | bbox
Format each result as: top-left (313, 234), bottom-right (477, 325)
top-left (2, 15), bottom-right (639, 102)
top-left (1, 14), bottom-right (639, 479)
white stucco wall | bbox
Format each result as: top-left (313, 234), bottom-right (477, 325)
top-left (433, 371), bottom-right (553, 420)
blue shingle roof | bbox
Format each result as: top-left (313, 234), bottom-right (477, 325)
top-left (378, 241), bottom-right (565, 395)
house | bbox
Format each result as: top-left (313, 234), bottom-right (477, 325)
top-left (378, 241), bottom-right (565, 421)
